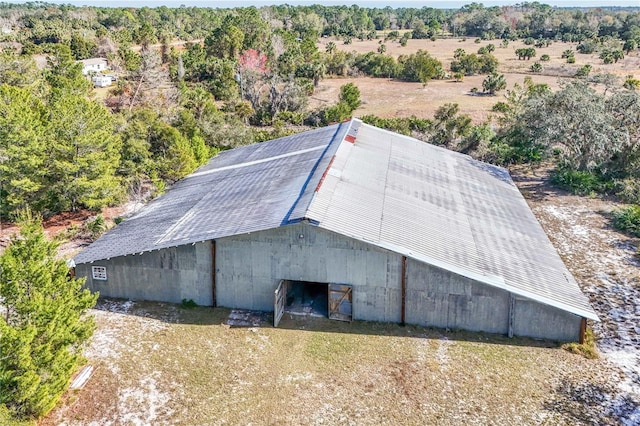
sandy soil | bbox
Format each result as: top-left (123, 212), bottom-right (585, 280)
top-left (512, 166), bottom-right (640, 425)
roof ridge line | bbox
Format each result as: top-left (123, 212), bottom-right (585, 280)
top-left (280, 120), bottom-right (353, 225)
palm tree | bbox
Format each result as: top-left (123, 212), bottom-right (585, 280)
top-left (325, 41), bottom-right (337, 54)
top-left (530, 62), bottom-right (543, 73)
top-left (623, 39), bottom-right (637, 55)
top-left (482, 72), bottom-right (507, 95)
top-left (612, 49), bottom-right (624, 63)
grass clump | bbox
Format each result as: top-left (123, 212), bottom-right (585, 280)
top-left (181, 298), bottom-right (198, 308)
top-left (550, 167), bottom-right (610, 196)
top-left (562, 328), bottom-right (598, 359)
top-left (611, 205), bottom-right (640, 237)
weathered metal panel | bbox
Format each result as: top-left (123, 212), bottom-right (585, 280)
top-left (306, 121), bottom-right (596, 321)
top-left (78, 242), bottom-right (213, 306)
top-left (74, 123), bottom-right (348, 265)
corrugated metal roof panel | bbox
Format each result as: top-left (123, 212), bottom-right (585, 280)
top-left (306, 120), bottom-right (597, 320)
top-left (74, 123), bottom-right (348, 264)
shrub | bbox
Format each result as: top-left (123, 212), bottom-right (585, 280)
top-left (550, 167), bottom-right (604, 195)
top-left (575, 64), bottom-right (592, 78)
top-left (611, 205), bottom-right (640, 237)
top-left (181, 298), bottom-right (198, 308)
top-left (562, 328), bottom-right (598, 359)
top-left (561, 49), bottom-right (574, 58)
top-left (614, 178), bottom-right (640, 204)
top-left (577, 40), bottom-right (598, 54)
top-left (540, 54), bottom-right (550, 61)
top-left (623, 75), bottom-right (640, 90)
top-left (85, 214), bottom-right (107, 240)
top-left (566, 55), bottom-right (576, 63)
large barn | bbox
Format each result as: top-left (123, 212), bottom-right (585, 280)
top-left (74, 119), bottom-right (598, 342)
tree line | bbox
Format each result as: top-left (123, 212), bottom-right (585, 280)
top-left (1, 3), bottom-right (639, 49)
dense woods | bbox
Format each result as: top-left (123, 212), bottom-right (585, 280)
top-left (0, 1), bottom-right (639, 421)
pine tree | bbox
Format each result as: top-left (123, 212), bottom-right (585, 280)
top-left (46, 94), bottom-right (124, 212)
top-left (0, 212), bottom-right (97, 419)
top-left (0, 85), bottom-right (48, 220)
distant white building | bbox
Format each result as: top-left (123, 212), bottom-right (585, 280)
top-left (92, 75), bottom-right (113, 88)
top-left (79, 58), bottom-right (109, 76)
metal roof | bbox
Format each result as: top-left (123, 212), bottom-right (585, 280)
top-left (75, 119), bottom-right (597, 320)
top-left (306, 122), bottom-right (597, 320)
top-left (74, 122), bottom-right (348, 264)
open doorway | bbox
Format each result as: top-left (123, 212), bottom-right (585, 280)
top-left (274, 280), bottom-right (353, 327)
top-left (285, 281), bottom-right (328, 318)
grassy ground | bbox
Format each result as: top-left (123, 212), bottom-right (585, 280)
top-left (40, 299), bottom-right (621, 425)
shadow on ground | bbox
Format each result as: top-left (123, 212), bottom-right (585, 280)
top-left (543, 379), bottom-right (637, 425)
top-left (94, 297), bottom-right (563, 349)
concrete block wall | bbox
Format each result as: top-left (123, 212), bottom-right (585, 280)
top-left (216, 223), bottom-right (403, 322)
top-left (404, 258), bottom-right (510, 334)
top-left (512, 297), bottom-right (581, 341)
top-left (76, 222), bottom-right (582, 341)
top-left (77, 242), bottom-right (213, 306)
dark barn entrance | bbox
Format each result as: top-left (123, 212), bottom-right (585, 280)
top-left (274, 280), bottom-right (353, 327)
top-left (286, 281), bottom-right (329, 317)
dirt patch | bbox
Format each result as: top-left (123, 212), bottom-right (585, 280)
top-left (0, 200), bottom-right (147, 260)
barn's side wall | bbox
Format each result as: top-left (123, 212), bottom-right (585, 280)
top-left (404, 259), bottom-right (510, 335)
top-left (76, 222), bottom-right (582, 341)
top-left (512, 297), bottom-right (581, 341)
top-left (216, 223), bottom-right (403, 322)
top-left (76, 242), bottom-right (213, 306)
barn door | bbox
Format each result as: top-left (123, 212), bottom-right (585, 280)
top-left (328, 284), bottom-right (352, 322)
top-left (274, 280), bottom-right (288, 327)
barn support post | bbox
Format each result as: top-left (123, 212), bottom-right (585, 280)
top-left (508, 293), bottom-right (515, 338)
top-left (579, 317), bottom-right (587, 344)
top-left (401, 256), bottom-right (407, 326)
top-left (211, 240), bottom-right (217, 307)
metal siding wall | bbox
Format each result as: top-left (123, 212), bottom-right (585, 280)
top-left (404, 258), bottom-right (510, 334)
top-left (215, 223), bottom-right (403, 322)
top-left (512, 298), bottom-right (581, 341)
top-left (77, 242), bottom-right (213, 306)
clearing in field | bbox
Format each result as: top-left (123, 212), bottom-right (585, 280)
top-left (311, 37), bottom-right (640, 123)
